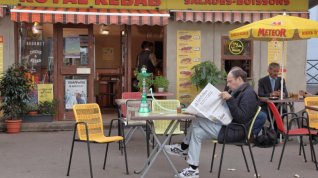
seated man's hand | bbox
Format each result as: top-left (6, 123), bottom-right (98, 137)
top-left (220, 92), bottom-right (232, 101)
top-left (271, 91), bottom-right (280, 97)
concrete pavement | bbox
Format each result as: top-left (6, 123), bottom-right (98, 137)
top-left (0, 130), bottom-right (317, 178)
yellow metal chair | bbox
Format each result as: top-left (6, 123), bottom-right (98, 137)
top-left (67, 103), bottom-right (128, 178)
top-left (151, 100), bottom-right (184, 141)
top-left (304, 96), bottom-right (318, 130)
top-left (209, 107), bottom-right (261, 178)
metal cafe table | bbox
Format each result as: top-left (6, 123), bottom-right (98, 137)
top-left (131, 111), bottom-right (195, 178)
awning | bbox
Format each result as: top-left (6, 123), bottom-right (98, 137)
top-left (10, 6), bottom-right (170, 26)
top-left (174, 11), bottom-right (309, 24)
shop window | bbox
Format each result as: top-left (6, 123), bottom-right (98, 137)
top-left (18, 23), bottom-right (54, 103)
top-left (221, 36), bottom-right (253, 78)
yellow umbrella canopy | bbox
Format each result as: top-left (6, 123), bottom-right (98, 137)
top-left (229, 14), bottom-right (318, 41)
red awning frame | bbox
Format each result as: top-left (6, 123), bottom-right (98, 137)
top-left (10, 6), bottom-right (170, 26)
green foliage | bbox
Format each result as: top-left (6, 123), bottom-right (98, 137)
top-left (191, 61), bottom-right (227, 90)
top-left (135, 70), bottom-right (153, 91)
top-left (26, 103), bottom-right (39, 112)
top-left (153, 76), bottom-right (169, 89)
top-left (0, 64), bottom-right (32, 119)
top-left (38, 99), bottom-right (58, 115)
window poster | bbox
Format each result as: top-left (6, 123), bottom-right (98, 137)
top-left (176, 30), bottom-right (201, 106)
top-left (38, 84), bottom-right (54, 103)
top-left (0, 36), bottom-right (3, 78)
top-left (23, 40), bottom-right (44, 74)
top-left (102, 47), bottom-right (114, 61)
top-left (65, 79), bottom-right (87, 109)
top-left (64, 37), bottom-right (81, 59)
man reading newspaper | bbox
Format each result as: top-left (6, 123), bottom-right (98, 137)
top-left (165, 67), bottom-right (259, 178)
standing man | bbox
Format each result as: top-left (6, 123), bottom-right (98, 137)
top-left (164, 67), bottom-right (259, 178)
top-left (136, 41), bottom-right (157, 74)
top-left (258, 62), bottom-right (288, 98)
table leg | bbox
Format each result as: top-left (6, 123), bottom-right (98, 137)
top-left (134, 120), bottom-right (180, 178)
top-left (267, 106), bottom-right (275, 129)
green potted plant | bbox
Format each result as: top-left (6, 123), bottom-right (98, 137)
top-left (26, 103), bottom-right (39, 116)
top-left (134, 70), bottom-right (153, 92)
top-left (153, 76), bottom-right (169, 92)
top-left (22, 99), bottom-right (58, 122)
top-left (191, 61), bottom-right (227, 90)
top-left (38, 99), bottom-right (58, 116)
top-left (0, 64), bottom-right (32, 133)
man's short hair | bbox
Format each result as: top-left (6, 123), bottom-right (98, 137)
top-left (229, 67), bottom-right (247, 82)
top-left (141, 41), bottom-right (150, 49)
top-left (268, 62), bottom-right (280, 69)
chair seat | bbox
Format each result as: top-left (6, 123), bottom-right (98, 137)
top-left (285, 128), bottom-right (317, 135)
top-left (82, 135), bottom-right (123, 143)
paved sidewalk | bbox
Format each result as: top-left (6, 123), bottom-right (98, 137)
top-left (0, 131), bottom-right (317, 178)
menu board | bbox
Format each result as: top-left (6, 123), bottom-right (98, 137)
top-left (268, 40), bottom-right (288, 78)
top-left (0, 36), bottom-right (3, 78)
top-left (23, 40), bottom-right (44, 74)
top-left (176, 31), bottom-right (201, 106)
top-left (38, 84), bottom-right (54, 103)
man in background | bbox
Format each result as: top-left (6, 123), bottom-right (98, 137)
top-left (136, 41), bottom-right (157, 74)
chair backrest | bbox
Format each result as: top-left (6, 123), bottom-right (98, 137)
top-left (304, 96), bottom-right (318, 129)
top-left (121, 92), bottom-right (142, 117)
top-left (247, 107), bottom-right (261, 140)
top-left (151, 100), bottom-right (183, 135)
top-left (73, 103), bottom-right (104, 140)
top-left (267, 101), bottom-right (285, 133)
top-left (126, 99), bottom-right (152, 121)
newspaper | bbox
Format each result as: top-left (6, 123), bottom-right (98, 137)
top-left (185, 83), bottom-right (233, 125)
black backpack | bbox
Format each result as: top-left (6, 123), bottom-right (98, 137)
top-left (254, 127), bottom-right (277, 148)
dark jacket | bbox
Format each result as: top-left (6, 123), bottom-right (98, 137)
top-left (218, 83), bottom-right (259, 143)
top-left (258, 76), bottom-right (288, 98)
top-left (137, 50), bottom-right (155, 74)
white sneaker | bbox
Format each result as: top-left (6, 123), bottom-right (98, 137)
top-left (164, 144), bottom-right (188, 157)
top-left (175, 167), bottom-right (199, 178)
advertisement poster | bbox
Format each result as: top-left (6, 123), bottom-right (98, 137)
top-left (64, 37), bottom-right (81, 58)
top-left (268, 41), bottom-right (288, 78)
top-left (23, 40), bottom-right (44, 73)
top-left (176, 30), bottom-right (201, 106)
top-left (0, 36), bottom-right (3, 78)
top-left (65, 80), bottom-right (87, 109)
top-left (102, 47), bottom-right (114, 61)
top-left (38, 84), bottom-right (54, 103)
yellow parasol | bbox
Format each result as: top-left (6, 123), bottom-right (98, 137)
top-left (229, 14), bottom-right (318, 99)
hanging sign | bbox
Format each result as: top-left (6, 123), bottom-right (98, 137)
top-left (229, 40), bottom-right (244, 55)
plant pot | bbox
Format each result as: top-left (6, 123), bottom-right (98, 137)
top-left (28, 111), bottom-right (38, 116)
top-left (5, 119), bottom-right (22, 134)
top-left (157, 87), bottom-right (165, 92)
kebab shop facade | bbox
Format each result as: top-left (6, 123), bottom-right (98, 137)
top-left (0, 0), bottom-right (310, 121)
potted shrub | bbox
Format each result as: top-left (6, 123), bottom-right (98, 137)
top-left (26, 103), bottom-right (39, 116)
top-left (0, 64), bottom-right (32, 133)
top-left (153, 76), bottom-right (169, 92)
top-left (22, 100), bottom-right (58, 122)
top-left (191, 61), bottom-right (227, 90)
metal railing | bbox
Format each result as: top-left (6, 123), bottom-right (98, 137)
top-left (307, 59), bottom-right (318, 84)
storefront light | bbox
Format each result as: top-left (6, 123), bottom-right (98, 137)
top-left (32, 22), bottom-right (42, 34)
top-left (99, 25), bottom-right (109, 35)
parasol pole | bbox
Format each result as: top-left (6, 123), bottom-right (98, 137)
top-left (280, 40), bottom-right (285, 100)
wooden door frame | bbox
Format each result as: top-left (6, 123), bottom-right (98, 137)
top-left (54, 23), bottom-right (94, 120)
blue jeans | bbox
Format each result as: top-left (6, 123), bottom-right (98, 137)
top-left (253, 111), bottom-right (267, 136)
